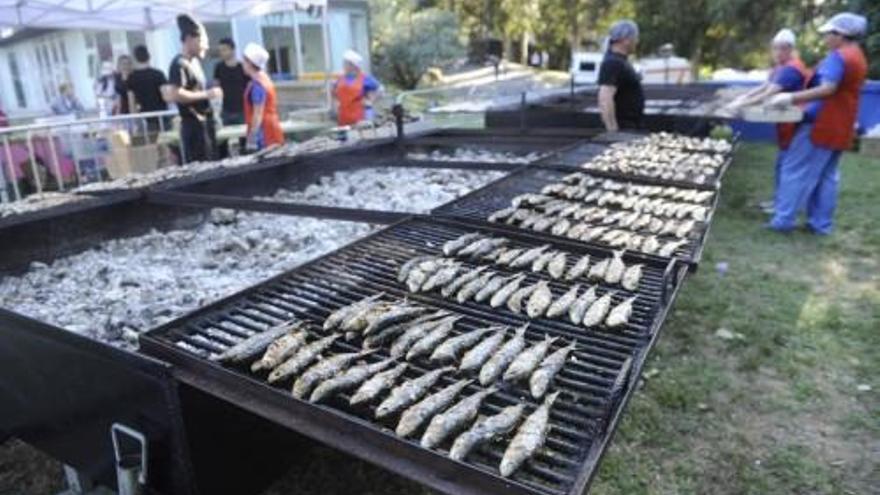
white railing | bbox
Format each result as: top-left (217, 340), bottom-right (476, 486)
top-left (0, 109), bottom-right (177, 202)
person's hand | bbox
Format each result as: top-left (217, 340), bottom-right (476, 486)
top-left (245, 135), bottom-right (258, 152)
top-left (767, 93), bottom-right (794, 107)
top-left (207, 87), bottom-right (223, 100)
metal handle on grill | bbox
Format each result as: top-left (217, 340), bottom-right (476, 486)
top-left (111, 423), bottom-right (148, 495)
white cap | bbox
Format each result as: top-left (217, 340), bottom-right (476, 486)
top-left (772, 28), bottom-right (796, 46)
top-left (818, 12), bottom-right (868, 37)
top-left (243, 43), bottom-right (270, 70)
top-left (343, 49), bottom-right (363, 67)
top-left (100, 61), bottom-right (114, 76)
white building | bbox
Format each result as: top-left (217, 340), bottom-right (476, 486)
top-left (0, 0), bottom-right (370, 120)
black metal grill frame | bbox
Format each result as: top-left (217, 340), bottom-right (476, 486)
top-left (431, 167), bottom-right (720, 268)
top-left (140, 216), bottom-right (688, 495)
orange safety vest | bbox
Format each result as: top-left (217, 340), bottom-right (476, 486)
top-left (774, 58), bottom-right (811, 150)
top-left (810, 44), bottom-right (868, 151)
top-left (243, 71), bottom-right (284, 147)
top-left (335, 72), bottom-right (365, 126)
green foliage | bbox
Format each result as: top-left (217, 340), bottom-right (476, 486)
top-left (371, 6), bottom-right (466, 89)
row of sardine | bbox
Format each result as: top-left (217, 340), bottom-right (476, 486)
top-left (399, 256), bottom-right (638, 329)
top-left (494, 197), bottom-right (700, 238)
top-left (532, 185), bottom-right (710, 221)
top-left (639, 132), bottom-right (734, 154)
top-left (440, 233), bottom-right (643, 289)
top-left (559, 172), bottom-right (715, 204)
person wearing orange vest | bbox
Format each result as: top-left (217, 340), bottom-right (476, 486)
top-left (766, 12), bottom-right (868, 235)
top-left (333, 50), bottom-right (381, 126)
top-left (723, 29), bottom-right (811, 213)
top-left (241, 43), bottom-right (284, 151)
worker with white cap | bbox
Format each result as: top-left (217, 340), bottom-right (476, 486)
top-left (723, 28), bottom-right (811, 213)
top-left (333, 49), bottom-right (381, 126)
top-left (241, 42), bottom-right (284, 151)
top-left (765, 12), bottom-right (868, 235)
top-left (598, 20), bottom-right (644, 132)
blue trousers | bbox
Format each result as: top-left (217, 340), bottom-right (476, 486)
top-left (773, 149), bottom-right (786, 205)
top-left (770, 125), bottom-right (841, 234)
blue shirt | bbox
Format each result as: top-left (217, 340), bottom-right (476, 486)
top-left (770, 65), bottom-right (806, 93)
top-left (804, 50), bottom-right (846, 122)
top-left (248, 81), bottom-right (267, 148)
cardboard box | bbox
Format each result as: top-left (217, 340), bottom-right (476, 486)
top-left (107, 130), bottom-right (161, 178)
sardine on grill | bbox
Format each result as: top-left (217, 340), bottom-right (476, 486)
top-left (525, 281), bottom-right (553, 319)
top-left (503, 335), bottom-right (558, 383)
top-left (310, 358), bottom-right (395, 403)
top-left (341, 300), bottom-right (395, 333)
top-left (474, 274), bottom-right (514, 303)
top-left (251, 328), bottom-right (309, 372)
top-left (489, 274), bottom-right (527, 308)
top-left (459, 327), bottom-right (508, 373)
top-left (459, 237), bottom-right (507, 259)
top-left (568, 285), bottom-right (598, 325)
top-left (499, 391), bottom-right (561, 477)
top-left (545, 284), bottom-right (580, 319)
top-left (441, 266), bottom-right (488, 298)
top-left (507, 283), bottom-right (538, 314)
top-left (604, 250), bottom-right (626, 285)
top-left (456, 271), bottom-right (497, 304)
top-left (396, 379), bottom-right (472, 438)
top-left (582, 291), bottom-right (615, 328)
top-left (509, 245), bottom-right (551, 268)
top-left (606, 296), bottom-right (636, 329)
top-left (268, 334), bottom-right (340, 384)
top-left (587, 258), bottom-right (609, 280)
top-left (325, 294), bottom-right (384, 331)
top-left (406, 316), bottom-right (461, 361)
top-left (488, 207), bottom-right (517, 223)
top-left (292, 350), bottom-right (374, 399)
top-left (531, 251), bottom-right (555, 273)
top-left (363, 305), bottom-right (430, 336)
top-left (658, 239), bottom-right (687, 257)
top-left (421, 263), bottom-right (463, 292)
top-left (350, 363), bottom-right (408, 406)
top-left (529, 342), bottom-right (576, 399)
top-left (443, 233), bottom-right (483, 256)
top-left (213, 321), bottom-right (304, 364)
top-left (390, 315), bottom-right (457, 359)
top-left (421, 387), bottom-right (496, 449)
top-left (376, 367), bottom-right (453, 419)
top-left (479, 324), bottom-right (528, 386)
top-left (449, 404), bottom-right (525, 461)
top-left (496, 247), bottom-right (524, 266)
top-left (621, 264), bottom-right (643, 291)
top-left (547, 252), bottom-right (567, 279)
top-left (430, 326), bottom-right (497, 363)
top-left (364, 311), bottom-right (449, 349)
top-left (565, 254), bottom-right (590, 281)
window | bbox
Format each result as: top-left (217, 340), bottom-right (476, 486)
top-left (8, 53), bottom-right (27, 108)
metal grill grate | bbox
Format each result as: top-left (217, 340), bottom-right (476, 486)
top-left (141, 217), bottom-right (687, 495)
top-left (431, 167), bottom-right (719, 267)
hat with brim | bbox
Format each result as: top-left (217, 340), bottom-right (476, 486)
top-left (243, 43), bottom-right (270, 70)
top-left (818, 12), bottom-right (868, 37)
top-left (343, 49), bottom-right (363, 67)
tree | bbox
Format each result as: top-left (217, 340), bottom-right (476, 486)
top-left (372, 8), bottom-right (466, 89)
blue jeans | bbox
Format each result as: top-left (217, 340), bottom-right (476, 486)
top-left (773, 149), bottom-right (786, 205)
top-left (771, 125), bottom-right (841, 234)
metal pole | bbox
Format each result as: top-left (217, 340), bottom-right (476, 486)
top-left (519, 91), bottom-right (527, 132)
top-left (25, 131), bottom-right (43, 193)
top-left (3, 136), bottom-right (21, 201)
top-left (292, 5), bottom-right (305, 79)
top-left (321, 3), bottom-right (333, 110)
top-left (141, 117), bottom-right (149, 143)
top-left (46, 129), bottom-right (64, 192)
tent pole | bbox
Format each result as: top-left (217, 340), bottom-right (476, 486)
top-left (292, 4), bottom-right (305, 79)
top-left (321, 2), bottom-right (332, 110)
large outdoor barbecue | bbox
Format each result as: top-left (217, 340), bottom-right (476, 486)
top-left (0, 125), bottom-right (735, 495)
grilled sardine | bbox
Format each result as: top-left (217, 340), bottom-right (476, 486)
top-left (503, 335), bottom-right (558, 382)
top-left (441, 266), bottom-right (488, 298)
top-left (430, 327), bottom-right (497, 363)
top-left (390, 315), bottom-right (457, 359)
top-left (421, 387), bottom-right (496, 448)
top-left (324, 294), bottom-right (383, 331)
top-left (310, 358), bottom-right (395, 403)
top-left (510, 245), bottom-right (551, 268)
top-left (456, 271), bottom-right (496, 304)
top-left (449, 404), bottom-right (525, 461)
top-left (459, 327), bottom-right (508, 373)
top-left (499, 391), bottom-right (561, 477)
top-left (489, 274), bottom-right (527, 308)
top-left (375, 367), bottom-right (453, 419)
top-left (547, 252), bottom-right (567, 279)
top-left (443, 233), bottom-right (483, 256)
top-left (582, 291), bottom-right (615, 328)
top-left (251, 328), bottom-right (308, 372)
top-left (525, 281), bottom-right (553, 319)
top-left (406, 316), bottom-right (460, 361)
top-left (568, 286), bottom-right (598, 325)
top-left (350, 363), bottom-right (408, 406)
top-left (396, 379), bottom-right (472, 438)
top-left (565, 254), bottom-right (591, 281)
top-left (213, 322), bottom-right (303, 364)
top-left (292, 351), bottom-right (373, 399)
top-left (474, 274), bottom-right (514, 303)
top-left (268, 334), bottom-right (339, 384)
top-left (479, 325), bottom-right (528, 386)
top-left (546, 284), bottom-right (580, 319)
top-left (529, 343), bottom-right (575, 398)
top-left (507, 283), bottom-right (538, 314)
top-left (606, 296), bottom-right (636, 328)
top-left (621, 264), bottom-right (643, 291)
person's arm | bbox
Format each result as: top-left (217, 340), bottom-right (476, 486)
top-left (246, 83), bottom-right (266, 148)
top-left (598, 85), bottom-right (619, 131)
top-left (770, 52), bottom-right (843, 106)
top-left (735, 83), bottom-right (783, 107)
top-left (165, 61), bottom-right (221, 104)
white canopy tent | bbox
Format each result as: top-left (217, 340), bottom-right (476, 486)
top-left (0, 0), bottom-right (326, 31)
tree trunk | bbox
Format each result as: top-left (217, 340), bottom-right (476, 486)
top-left (521, 32), bottom-right (530, 66)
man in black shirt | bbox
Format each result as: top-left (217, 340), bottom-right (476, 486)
top-left (213, 38), bottom-right (249, 126)
top-left (127, 45), bottom-right (169, 132)
top-left (166, 14), bottom-right (222, 164)
top-left (597, 20), bottom-right (645, 131)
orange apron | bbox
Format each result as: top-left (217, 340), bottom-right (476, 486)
top-left (243, 71), bottom-right (284, 147)
top-left (335, 72), bottom-right (365, 126)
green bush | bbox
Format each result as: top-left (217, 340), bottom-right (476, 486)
top-left (372, 8), bottom-right (465, 90)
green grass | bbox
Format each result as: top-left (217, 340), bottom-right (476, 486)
top-left (591, 143), bottom-right (880, 495)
